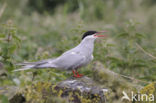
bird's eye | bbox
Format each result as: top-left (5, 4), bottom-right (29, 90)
top-left (93, 34), bottom-right (97, 37)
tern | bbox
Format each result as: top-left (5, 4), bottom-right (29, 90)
top-left (14, 31), bottom-right (107, 78)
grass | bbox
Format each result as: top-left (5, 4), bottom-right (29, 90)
top-left (0, 0), bottom-right (156, 102)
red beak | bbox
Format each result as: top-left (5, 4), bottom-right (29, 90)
top-left (95, 31), bottom-right (107, 38)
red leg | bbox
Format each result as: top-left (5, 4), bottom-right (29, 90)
top-left (72, 70), bottom-right (83, 78)
top-left (75, 70), bottom-right (83, 77)
top-left (72, 70), bottom-right (76, 77)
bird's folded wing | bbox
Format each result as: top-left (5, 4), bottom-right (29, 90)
top-left (54, 51), bottom-right (86, 70)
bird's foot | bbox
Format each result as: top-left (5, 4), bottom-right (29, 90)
top-left (73, 74), bottom-right (83, 78)
top-left (72, 70), bottom-right (83, 78)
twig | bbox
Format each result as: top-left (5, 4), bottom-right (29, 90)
top-left (136, 43), bottom-right (156, 59)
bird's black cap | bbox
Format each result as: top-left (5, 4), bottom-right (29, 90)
top-left (82, 31), bottom-right (97, 40)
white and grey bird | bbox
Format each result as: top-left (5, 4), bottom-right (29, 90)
top-left (14, 31), bottom-right (107, 78)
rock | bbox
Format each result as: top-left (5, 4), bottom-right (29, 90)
top-left (9, 94), bottom-right (26, 103)
top-left (55, 77), bottom-right (108, 103)
top-left (9, 76), bottom-right (108, 103)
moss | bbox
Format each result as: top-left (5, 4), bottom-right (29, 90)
top-left (23, 82), bottom-right (52, 102)
top-left (58, 89), bottom-right (63, 97)
top-left (139, 82), bottom-right (156, 102)
top-left (51, 85), bottom-right (57, 94)
top-left (68, 92), bottom-right (74, 101)
top-left (81, 98), bottom-right (92, 103)
top-left (140, 82), bottom-right (155, 95)
top-left (25, 82), bottom-right (66, 102)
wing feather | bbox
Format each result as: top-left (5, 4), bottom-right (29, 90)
top-left (54, 51), bottom-right (86, 70)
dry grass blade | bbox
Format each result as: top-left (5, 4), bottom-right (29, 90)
top-left (119, 74), bottom-right (150, 84)
top-left (136, 43), bottom-right (156, 59)
top-left (0, 3), bottom-right (6, 20)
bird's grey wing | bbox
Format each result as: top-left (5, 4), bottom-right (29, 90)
top-left (54, 51), bottom-right (86, 70)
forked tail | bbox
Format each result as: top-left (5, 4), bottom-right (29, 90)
top-left (13, 59), bottom-right (56, 72)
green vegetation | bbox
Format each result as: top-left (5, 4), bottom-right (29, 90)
top-left (0, 0), bottom-right (156, 102)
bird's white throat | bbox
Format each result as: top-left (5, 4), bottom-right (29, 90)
top-left (78, 35), bottom-right (96, 53)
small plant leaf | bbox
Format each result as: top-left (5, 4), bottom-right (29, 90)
top-left (0, 33), bottom-right (5, 38)
top-left (135, 33), bottom-right (145, 39)
top-left (12, 34), bottom-right (21, 42)
top-left (117, 32), bottom-right (129, 38)
top-left (0, 95), bottom-right (9, 103)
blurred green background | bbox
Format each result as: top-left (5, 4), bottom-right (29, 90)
top-left (0, 0), bottom-right (156, 102)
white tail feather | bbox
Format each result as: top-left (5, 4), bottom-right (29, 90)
top-left (13, 59), bottom-right (56, 72)
top-left (13, 65), bottom-right (34, 72)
